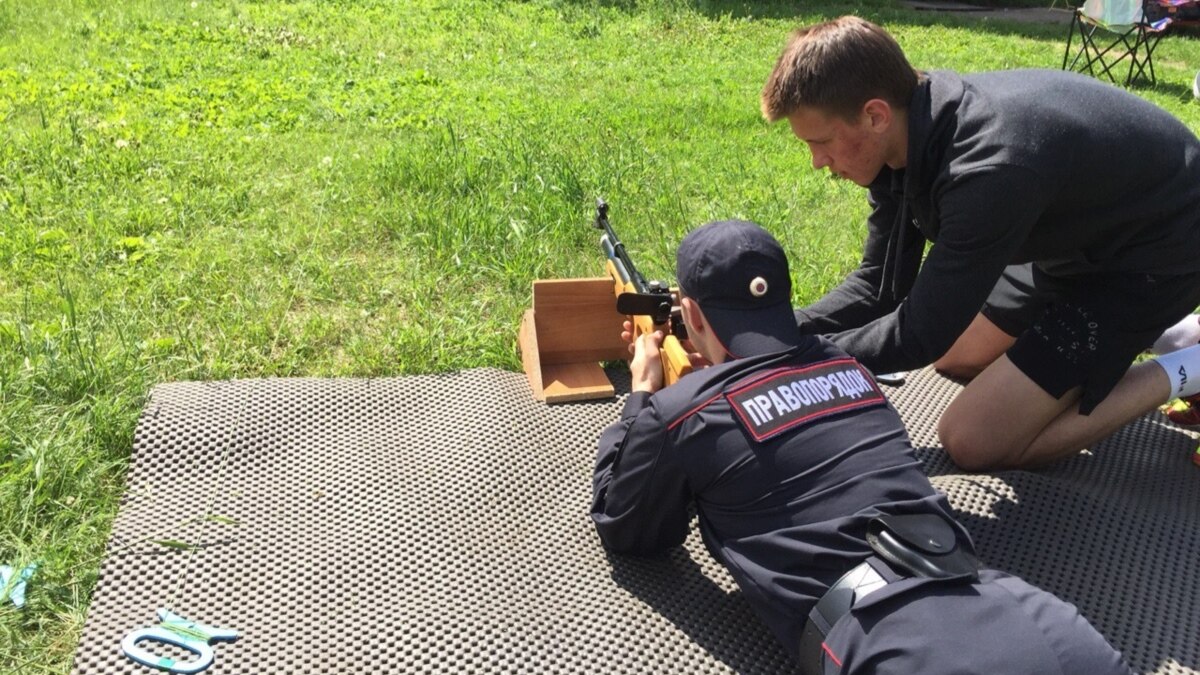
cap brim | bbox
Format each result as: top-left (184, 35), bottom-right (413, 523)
top-left (702, 301), bottom-right (801, 359)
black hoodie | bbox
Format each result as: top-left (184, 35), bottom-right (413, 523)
top-left (796, 69), bottom-right (1200, 373)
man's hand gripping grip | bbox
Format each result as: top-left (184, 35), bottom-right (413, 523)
top-left (606, 259), bottom-right (694, 387)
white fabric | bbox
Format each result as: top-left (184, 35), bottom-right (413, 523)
top-left (1152, 343), bottom-right (1200, 399)
top-left (1081, 0), bottom-right (1144, 27)
top-left (1150, 314), bottom-right (1200, 355)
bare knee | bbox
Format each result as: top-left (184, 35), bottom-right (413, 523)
top-left (933, 356), bottom-right (986, 381)
top-left (937, 414), bottom-right (1012, 472)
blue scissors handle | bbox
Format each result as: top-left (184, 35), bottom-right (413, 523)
top-left (121, 609), bottom-right (238, 674)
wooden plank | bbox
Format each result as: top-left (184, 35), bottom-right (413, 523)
top-left (519, 277), bottom-right (634, 403)
top-left (532, 278), bottom-right (627, 364)
top-left (540, 362), bottom-right (615, 403)
top-left (518, 309), bottom-right (545, 400)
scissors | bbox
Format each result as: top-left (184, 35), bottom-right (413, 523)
top-left (121, 609), bottom-right (238, 674)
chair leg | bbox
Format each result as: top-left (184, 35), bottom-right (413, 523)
top-left (1062, 10), bottom-right (1164, 88)
top-left (1123, 31), bottom-right (1141, 86)
top-left (1142, 31), bottom-right (1163, 85)
top-left (1090, 25), bottom-right (1138, 84)
top-left (1122, 27), bottom-right (1161, 87)
top-left (1070, 23), bottom-right (1111, 81)
top-left (1062, 11), bottom-right (1079, 71)
top-left (1064, 11), bottom-right (1101, 78)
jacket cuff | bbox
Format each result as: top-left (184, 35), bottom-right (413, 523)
top-left (621, 391), bottom-right (652, 419)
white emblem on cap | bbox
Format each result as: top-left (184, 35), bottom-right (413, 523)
top-left (749, 276), bottom-right (768, 297)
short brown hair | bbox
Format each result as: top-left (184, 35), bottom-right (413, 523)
top-left (760, 16), bottom-right (919, 122)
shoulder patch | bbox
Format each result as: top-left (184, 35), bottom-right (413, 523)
top-left (725, 359), bottom-right (886, 442)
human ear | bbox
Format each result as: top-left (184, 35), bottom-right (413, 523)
top-left (862, 99), bottom-right (893, 132)
top-left (680, 297), bottom-right (704, 336)
top-left (679, 297), bottom-right (726, 366)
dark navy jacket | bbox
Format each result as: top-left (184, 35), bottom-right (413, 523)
top-left (590, 335), bottom-right (966, 655)
top-left (797, 69), bottom-right (1200, 373)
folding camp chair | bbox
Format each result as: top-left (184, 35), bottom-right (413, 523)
top-left (1063, 0), bottom-right (1200, 86)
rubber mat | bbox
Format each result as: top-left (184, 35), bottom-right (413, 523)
top-left (72, 367), bottom-right (1200, 674)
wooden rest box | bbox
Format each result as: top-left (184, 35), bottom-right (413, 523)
top-left (518, 277), bottom-right (629, 403)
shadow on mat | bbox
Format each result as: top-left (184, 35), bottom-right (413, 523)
top-left (605, 547), bottom-right (798, 674)
top-left (933, 451), bottom-right (1200, 674)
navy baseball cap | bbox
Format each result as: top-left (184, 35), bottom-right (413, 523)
top-left (676, 220), bottom-right (800, 358)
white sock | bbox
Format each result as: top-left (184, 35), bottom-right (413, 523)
top-left (1152, 343), bottom-right (1200, 399)
top-left (1151, 314), bottom-right (1200, 355)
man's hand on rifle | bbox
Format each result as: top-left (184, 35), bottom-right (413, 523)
top-left (621, 320), bottom-right (712, 377)
top-left (620, 320), bottom-right (638, 357)
top-left (630, 330), bottom-right (665, 394)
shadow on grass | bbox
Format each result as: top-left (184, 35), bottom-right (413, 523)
top-left (537, 0), bottom-right (1072, 41)
top-left (1128, 79), bottom-right (1199, 100)
top-left (535, 0), bottom-right (1200, 96)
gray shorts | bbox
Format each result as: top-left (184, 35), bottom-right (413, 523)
top-left (980, 264), bottom-right (1200, 414)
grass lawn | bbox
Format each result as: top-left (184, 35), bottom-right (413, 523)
top-left (2, 0), bottom-right (1199, 671)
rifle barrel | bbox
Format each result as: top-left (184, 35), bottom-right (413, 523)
top-left (594, 200), bottom-right (649, 293)
top-left (601, 235), bottom-right (632, 285)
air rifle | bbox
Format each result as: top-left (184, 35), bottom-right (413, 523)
top-left (592, 198), bottom-right (694, 386)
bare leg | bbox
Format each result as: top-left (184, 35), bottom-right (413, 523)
top-left (938, 356), bottom-right (1171, 470)
top-left (1019, 361), bottom-right (1171, 466)
top-left (934, 313), bottom-right (1017, 380)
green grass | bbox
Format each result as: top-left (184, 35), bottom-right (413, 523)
top-left (2, 0), bottom-right (1199, 670)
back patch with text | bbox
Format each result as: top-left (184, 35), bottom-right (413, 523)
top-left (725, 359), bottom-right (886, 442)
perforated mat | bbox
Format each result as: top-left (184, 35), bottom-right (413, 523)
top-left (73, 367), bottom-right (1200, 674)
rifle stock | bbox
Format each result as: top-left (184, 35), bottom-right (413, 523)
top-left (594, 200), bottom-right (694, 387)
